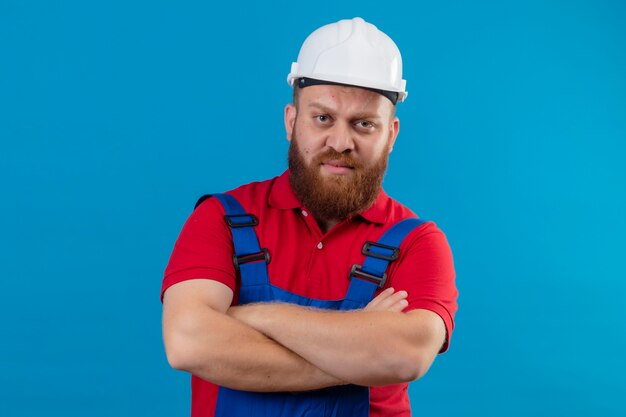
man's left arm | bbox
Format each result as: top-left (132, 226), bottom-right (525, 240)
top-left (228, 291), bottom-right (445, 387)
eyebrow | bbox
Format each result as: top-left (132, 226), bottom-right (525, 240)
top-left (306, 102), bottom-right (382, 120)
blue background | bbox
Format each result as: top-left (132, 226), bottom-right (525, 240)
top-left (1, 1), bottom-right (624, 416)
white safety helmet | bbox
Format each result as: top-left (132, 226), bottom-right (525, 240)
top-left (287, 17), bottom-right (407, 103)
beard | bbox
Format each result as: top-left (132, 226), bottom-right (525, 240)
top-left (288, 128), bottom-right (389, 222)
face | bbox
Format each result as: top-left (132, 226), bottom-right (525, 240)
top-left (284, 84), bottom-right (400, 221)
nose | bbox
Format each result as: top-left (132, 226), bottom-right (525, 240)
top-left (325, 121), bottom-right (355, 153)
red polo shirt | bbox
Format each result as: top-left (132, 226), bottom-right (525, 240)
top-left (162, 170), bottom-right (458, 417)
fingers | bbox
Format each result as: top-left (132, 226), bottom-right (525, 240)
top-left (378, 289), bottom-right (408, 312)
top-left (364, 287), bottom-right (394, 310)
top-left (385, 295), bottom-right (408, 313)
top-left (364, 287), bottom-right (409, 312)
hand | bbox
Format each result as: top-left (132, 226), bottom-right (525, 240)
top-left (363, 287), bottom-right (408, 313)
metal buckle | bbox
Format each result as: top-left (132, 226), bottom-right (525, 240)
top-left (349, 264), bottom-right (387, 288)
top-left (224, 214), bottom-right (259, 228)
top-left (233, 248), bottom-right (270, 271)
top-left (362, 241), bottom-right (400, 261)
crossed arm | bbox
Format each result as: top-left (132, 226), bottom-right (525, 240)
top-left (162, 279), bottom-right (445, 392)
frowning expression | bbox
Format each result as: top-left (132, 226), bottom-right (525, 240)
top-left (284, 84), bottom-right (400, 177)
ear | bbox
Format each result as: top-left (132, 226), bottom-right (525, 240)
top-left (284, 103), bottom-right (297, 142)
top-left (387, 117), bottom-right (400, 153)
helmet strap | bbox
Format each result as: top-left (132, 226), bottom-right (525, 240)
top-left (297, 77), bottom-right (398, 105)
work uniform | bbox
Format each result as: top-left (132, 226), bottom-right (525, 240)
top-left (162, 170), bottom-right (458, 417)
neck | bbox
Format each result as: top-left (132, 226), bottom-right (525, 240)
top-left (317, 218), bottom-right (340, 234)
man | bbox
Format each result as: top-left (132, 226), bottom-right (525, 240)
top-left (161, 17), bottom-right (457, 417)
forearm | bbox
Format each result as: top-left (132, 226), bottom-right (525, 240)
top-left (164, 302), bottom-right (345, 392)
top-left (229, 303), bottom-right (441, 386)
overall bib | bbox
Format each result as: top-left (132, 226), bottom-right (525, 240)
top-left (200, 193), bottom-right (426, 417)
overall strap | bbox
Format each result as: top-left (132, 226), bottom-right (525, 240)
top-left (195, 193), bottom-right (270, 286)
top-left (343, 218), bottom-right (428, 309)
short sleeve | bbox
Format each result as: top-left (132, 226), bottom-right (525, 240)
top-left (161, 197), bottom-right (237, 301)
top-left (387, 221), bottom-right (458, 353)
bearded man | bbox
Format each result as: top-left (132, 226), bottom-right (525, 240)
top-left (161, 17), bottom-right (458, 417)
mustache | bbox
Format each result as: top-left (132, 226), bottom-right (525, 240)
top-left (314, 149), bottom-right (363, 169)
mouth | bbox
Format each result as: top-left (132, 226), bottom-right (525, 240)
top-left (320, 159), bottom-right (355, 175)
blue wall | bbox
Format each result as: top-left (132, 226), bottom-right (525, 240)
top-left (1, 1), bottom-right (624, 416)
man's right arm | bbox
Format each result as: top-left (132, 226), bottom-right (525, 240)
top-left (162, 278), bottom-right (344, 392)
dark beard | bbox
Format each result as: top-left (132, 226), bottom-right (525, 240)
top-left (288, 131), bottom-right (389, 222)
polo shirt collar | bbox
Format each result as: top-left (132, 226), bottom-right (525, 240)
top-left (269, 170), bottom-right (301, 210)
top-left (269, 170), bottom-right (389, 225)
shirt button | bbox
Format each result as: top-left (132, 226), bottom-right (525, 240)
top-left (317, 242), bottom-right (323, 249)
top-left (301, 210), bottom-right (308, 217)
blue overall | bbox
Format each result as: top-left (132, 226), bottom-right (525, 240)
top-left (201, 193), bottom-right (427, 417)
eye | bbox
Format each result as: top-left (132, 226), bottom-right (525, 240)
top-left (355, 120), bottom-right (375, 130)
top-left (315, 114), bottom-right (331, 123)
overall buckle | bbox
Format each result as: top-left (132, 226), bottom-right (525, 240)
top-left (349, 264), bottom-right (387, 288)
top-left (233, 248), bottom-right (270, 271)
top-left (362, 241), bottom-right (400, 261)
top-left (224, 214), bottom-right (259, 228)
